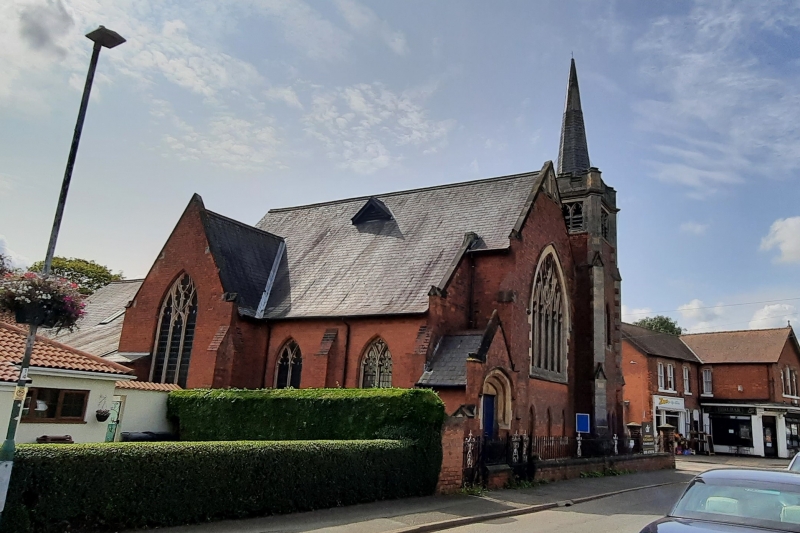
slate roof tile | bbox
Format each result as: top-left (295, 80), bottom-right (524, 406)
top-left (621, 323), bottom-right (700, 364)
top-left (257, 172), bottom-right (539, 318)
top-left (417, 334), bottom-right (482, 387)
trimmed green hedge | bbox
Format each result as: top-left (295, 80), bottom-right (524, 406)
top-left (167, 388), bottom-right (446, 442)
top-left (1, 440), bottom-right (426, 532)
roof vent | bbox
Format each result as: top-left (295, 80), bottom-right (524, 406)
top-left (351, 197), bottom-right (393, 225)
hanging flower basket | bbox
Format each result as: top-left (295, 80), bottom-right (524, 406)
top-left (95, 409), bottom-right (111, 422)
top-left (0, 272), bottom-right (85, 331)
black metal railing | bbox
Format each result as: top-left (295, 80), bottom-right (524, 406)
top-left (531, 436), bottom-right (575, 460)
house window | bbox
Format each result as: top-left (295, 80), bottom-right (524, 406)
top-left (667, 364), bottom-right (675, 391)
top-left (601, 209), bottom-right (610, 240)
top-left (149, 274), bottom-right (198, 388)
top-left (22, 388), bottom-right (88, 422)
top-left (658, 362), bottom-right (665, 390)
top-left (562, 202), bottom-right (584, 232)
top-left (361, 339), bottom-right (392, 388)
top-left (683, 366), bottom-right (691, 394)
top-left (275, 340), bottom-right (302, 389)
top-left (530, 251), bottom-right (568, 378)
top-left (794, 370), bottom-right (798, 397)
top-left (782, 369), bottom-right (787, 395)
top-left (703, 368), bottom-right (713, 395)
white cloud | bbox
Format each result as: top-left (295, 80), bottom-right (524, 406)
top-left (264, 86), bottom-right (304, 109)
top-left (680, 222), bottom-right (709, 235)
top-left (334, 0), bottom-right (408, 55)
top-left (749, 304), bottom-right (798, 330)
top-left (257, 0), bottom-right (352, 61)
top-left (622, 305), bottom-right (653, 322)
top-left (761, 217), bottom-right (800, 264)
top-left (634, 1), bottom-right (800, 197)
top-left (303, 82), bottom-right (454, 174)
top-left (0, 235), bottom-right (29, 269)
top-left (679, 298), bottom-right (726, 332)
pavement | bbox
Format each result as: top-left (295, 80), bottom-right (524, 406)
top-left (140, 455), bottom-right (789, 533)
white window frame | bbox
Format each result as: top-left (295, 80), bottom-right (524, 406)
top-left (683, 366), bottom-right (691, 395)
top-left (667, 364), bottom-right (675, 391)
top-left (702, 368), bottom-right (713, 397)
top-left (658, 362), bottom-right (665, 391)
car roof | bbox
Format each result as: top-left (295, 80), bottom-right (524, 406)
top-left (698, 468), bottom-right (800, 485)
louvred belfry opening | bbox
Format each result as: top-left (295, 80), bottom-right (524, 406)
top-left (150, 274), bottom-right (198, 387)
top-left (351, 197), bottom-right (393, 225)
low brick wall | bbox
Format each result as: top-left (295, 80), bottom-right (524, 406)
top-left (533, 453), bottom-right (675, 482)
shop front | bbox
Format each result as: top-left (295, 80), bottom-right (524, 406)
top-left (653, 395), bottom-right (688, 435)
top-left (703, 403), bottom-right (800, 458)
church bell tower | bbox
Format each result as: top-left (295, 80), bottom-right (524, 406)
top-left (555, 59), bottom-right (622, 437)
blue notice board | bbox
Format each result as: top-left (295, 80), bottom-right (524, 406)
top-left (576, 413), bottom-right (590, 434)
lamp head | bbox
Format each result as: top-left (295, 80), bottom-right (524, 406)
top-left (85, 26), bottom-right (126, 49)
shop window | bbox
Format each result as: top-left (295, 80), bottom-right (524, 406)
top-left (702, 369), bottom-right (713, 396)
top-left (22, 388), bottom-right (88, 422)
top-left (150, 274), bottom-right (198, 387)
top-left (361, 338), bottom-right (392, 388)
top-left (658, 362), bottom-right (665, 390)
top-left (683, 366), bottom-right (691, 394)
top-left (275, 340), bottom-right (302, 389)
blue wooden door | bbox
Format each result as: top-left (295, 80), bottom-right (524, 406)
top-left (482, 394), bottom-right (496, 439)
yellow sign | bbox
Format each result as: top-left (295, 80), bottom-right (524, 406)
top-left (12, 387), bottom-right (27, 402)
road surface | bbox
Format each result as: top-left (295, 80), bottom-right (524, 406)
top-left (443, 483), bottom-right (687, 533)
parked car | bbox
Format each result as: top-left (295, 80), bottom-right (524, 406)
top-left (641, 469), bottom-right (800, 532)
top-left (789, 453), bottom-right (800, 473)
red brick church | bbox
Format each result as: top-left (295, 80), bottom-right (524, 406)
top-left (117, 60), bottom-right (623, 439)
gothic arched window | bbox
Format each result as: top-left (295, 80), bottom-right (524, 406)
top-left (562, 202), bottom-right (584, 232)
top-left (275, 340), bottom-right (302, 389)
top-left (361, 339), bottom-right (392, 388)
top-left (150, 274), bottom-right (198, 387)
top-left (530, 250), bottom-right (568, 380)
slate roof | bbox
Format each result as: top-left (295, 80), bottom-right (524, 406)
top-left (417, 334), bottom-right (482, 387)
top-left (200, 206), bottom-right (285, 317)
top-left (680, 327), bottom-right (794, 364)
top-left (44, 280), bottom-right (142, 358)
top-left (621, 323), bottom-right (700, 364)
top-left (557, 59), bottom-right (591, 175)
top-left (0, 322), bottom-right (131, 381)
top-left (115, 380), bottom-right (181, 391)
top-left (257, 172), bottom-right (540, 318)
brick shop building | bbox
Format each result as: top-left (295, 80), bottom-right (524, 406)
top-left (117, 60), bottom-right (624, 440)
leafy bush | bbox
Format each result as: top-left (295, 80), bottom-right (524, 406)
top-left (167, 388), bottom-right (445, 442)
top-left (1, 440), bottom-right (426, 533)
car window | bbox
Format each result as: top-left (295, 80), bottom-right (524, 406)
top-left (672, 479), bottom-right (800, 532)
top-left (789, 455), bottom-right (800, 473)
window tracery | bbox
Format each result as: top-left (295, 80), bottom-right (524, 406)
top-left (150, 274), bottom-right (198, 387)
top-left (361, 339), bottom-right (392, 388)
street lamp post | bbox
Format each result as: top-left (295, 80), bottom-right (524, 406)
top-left (0, 25), bottom-right (125, 518)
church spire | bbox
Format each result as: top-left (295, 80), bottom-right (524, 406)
top-left (557, 58), bottom-right (591, 175)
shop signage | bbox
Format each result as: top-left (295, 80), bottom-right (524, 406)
top-left (642, 421), bottom-right (656, 454)
top-left (654, 395), bottom-right (685, 410)
top-left (705, 405), bottom-right (756, 416)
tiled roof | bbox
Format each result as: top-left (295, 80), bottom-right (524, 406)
top-left (115, 380), bottom-right (181, 391)
top-left (257, 172), bottom-right (540, 318)
top-left (621, 323), bottom-right (700, 364)
top-left (417, 334), bottom-right (482, 387)
top-left (680, 327), bottom-right (794, 364)
top-left (200, 205), bottom-right (285, 317)
top-left (0, 322), bottom-right (131, 381)
top-left (44, 280), bottom-right (143, 358)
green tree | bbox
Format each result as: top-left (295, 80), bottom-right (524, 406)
top-left (0, 253), bottom-right (10, 277)
top-left (632, 315), bottom-right (684, 335)
top-left (29, 257), bottom-right (123, 295)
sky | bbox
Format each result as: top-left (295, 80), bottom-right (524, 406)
top-left (0, 0), bottom-right (799, 334)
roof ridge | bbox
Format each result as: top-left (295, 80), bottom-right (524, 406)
top-left (106, 279), bottom-right (144, 284)
top-left (266, 171), bottom-right (540, 214)
top-left (0, 321), bottom-right (131, 374)
top-left (205, 209), bottom-right (284, 240)
top-left (681, 326), bottom-right (791, 337)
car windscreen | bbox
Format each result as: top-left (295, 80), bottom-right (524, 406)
top-left (672, 478), bottom-right (800, 532)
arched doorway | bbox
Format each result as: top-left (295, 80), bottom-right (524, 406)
top-left (481, 370), bottom-right (512, 440)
